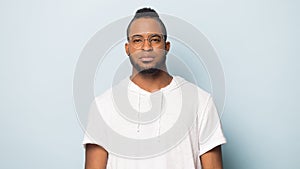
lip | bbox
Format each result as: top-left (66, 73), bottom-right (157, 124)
top-left (139, 56), bottom-right (155, 62)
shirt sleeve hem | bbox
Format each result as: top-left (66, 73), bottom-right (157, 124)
top-left (198, 138), bottom-right (227, 156)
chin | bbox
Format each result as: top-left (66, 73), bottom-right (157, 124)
top-left (139, 68), bottom-right (160, 74)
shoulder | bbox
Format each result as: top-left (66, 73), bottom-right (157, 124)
top-left (93, 86), bottom-right (114, 107)
top-left (93, 77), bottom-right (131, 105)
top-left (173, 76), bottom-right (211, 101)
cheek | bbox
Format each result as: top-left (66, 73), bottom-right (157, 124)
top-left (155, 49), bottom-right (167, 56)
top-left (128, 47), bottom-right (138, 55)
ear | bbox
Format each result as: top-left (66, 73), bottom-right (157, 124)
top-left (125, 43), bottom-right (130, 56)
top-left (165, 41), bottom-right (170, 52)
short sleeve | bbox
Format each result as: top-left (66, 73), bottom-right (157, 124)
top-left (82, 99), bottom-right (97, 148)
top-left (198, 95), bottom-right (226, 156)
top-left (81, 99), bottom-right (109, 150)
top-left (82, 132), bottom-right (96, 149)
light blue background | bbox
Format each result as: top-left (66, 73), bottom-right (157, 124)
top-left (1, 0), bottom-right (299, 169)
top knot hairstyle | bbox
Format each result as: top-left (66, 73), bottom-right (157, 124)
top-left (126, 7), bottom-right (167, 41)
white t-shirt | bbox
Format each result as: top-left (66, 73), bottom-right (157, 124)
top-left (83, 76), bottom-right (226, 169)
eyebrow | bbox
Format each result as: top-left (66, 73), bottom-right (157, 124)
top-left (130, 34), bottom-right (161, 38)
top-left (130, 34), bottom-right (143, 38)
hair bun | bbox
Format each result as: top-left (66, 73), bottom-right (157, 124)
top-left (135, 7), bottom-right (159, 18)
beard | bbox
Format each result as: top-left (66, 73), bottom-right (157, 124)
top-left (140, 68), bottom-right (160, 74)
top-left (129, 55), bottom-right (167, 75)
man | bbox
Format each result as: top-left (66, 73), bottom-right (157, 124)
top-left (83, 8), bottom-right (226, 169)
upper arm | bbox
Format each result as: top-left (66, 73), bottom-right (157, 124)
top-left (85, 143), bottom-right (108, 169)
top-left (200, 145), bottom-right (223, 169)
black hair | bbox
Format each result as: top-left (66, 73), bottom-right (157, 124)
top-left (126, 8), bottom-right (167, 41)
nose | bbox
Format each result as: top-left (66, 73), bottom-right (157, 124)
top-left (141, 39), bottom-right (153, 51)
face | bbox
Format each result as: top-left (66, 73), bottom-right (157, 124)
top-left (125, 18), bottom-right (170, 74)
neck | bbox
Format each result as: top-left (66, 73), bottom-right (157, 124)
top-left (130, 69), bottom-right (173, 93)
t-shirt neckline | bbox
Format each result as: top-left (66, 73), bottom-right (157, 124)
top-left (127, 76), bottom-right (178, 95)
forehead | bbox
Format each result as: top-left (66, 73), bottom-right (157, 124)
top-left (128, 18), bottom-right (164, 36)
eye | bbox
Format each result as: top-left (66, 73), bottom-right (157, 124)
top-left (132, 38), bottom-right (143, 43)
top-left (150, 37), bottom-right (161, 43)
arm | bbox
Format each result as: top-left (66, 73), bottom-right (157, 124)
top-left (85, 143), bottom-right (108, 169)
top-left (200, 145), bottom-right (223, 169)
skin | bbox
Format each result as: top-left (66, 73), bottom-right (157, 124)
top-left (85, 144), bottom-right (108, 169)
top-left (125, 18), bottom-right (172, 92)
top-left (200, 145), bottom-right (223, 169)
top-left (85, 17), bottom-right (224, 169)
